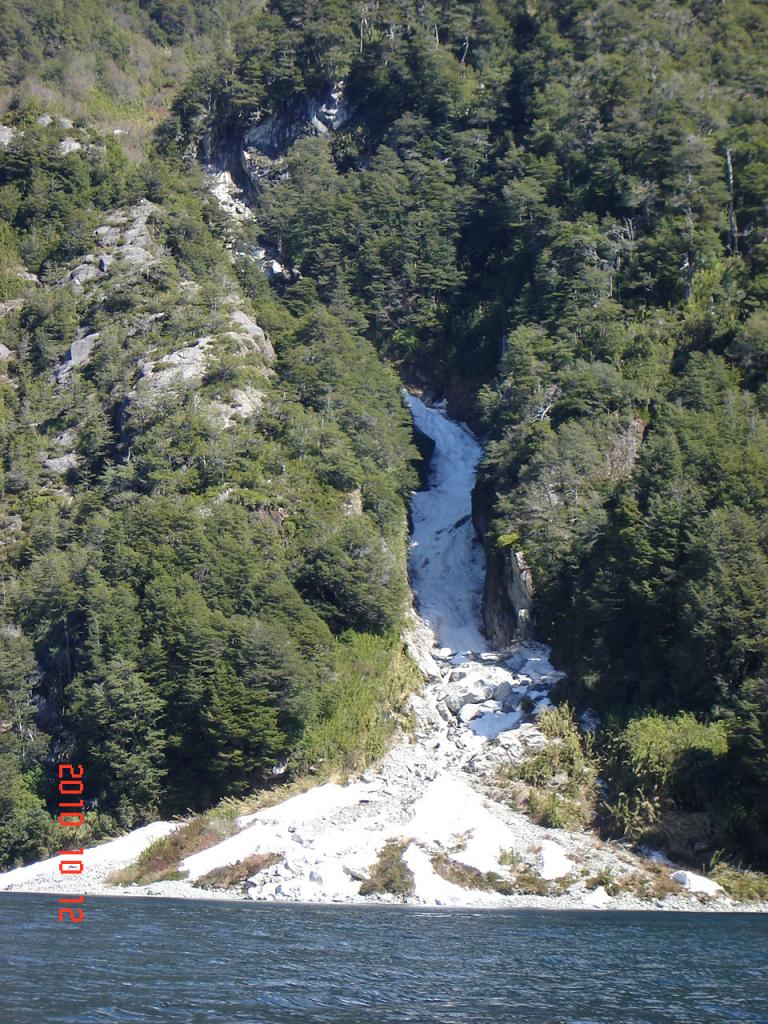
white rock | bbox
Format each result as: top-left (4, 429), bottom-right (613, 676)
top-left (443, 677), bottom-right (495, 714)
top-left (226, 308), bottom-right (274, 360)
top-left (209, 170), bottom-right (253, 221)
top-left (66, 263), bottom-right (99, 289)
top-left (59, 137), bottom-right (82, 155)
top-left (56, 332), bottom-right (100, 381)
top-left (458, 703), bottom-right (484, 723)
top-left (208, 387), bottom-right (264, 427)
top-left (640, 848), bottom-right (677, 869)
top-left (583, 885), bottom-right (612, 908)
top-left (0, 125), bottom-right (14, 147)
top-left (467, 710), bottom-right (523, 739)
top-left (44, 454), bottom-right (78, 474)
top-left (538, 840), bottom-right (575, 880)
top-left (115, 245), bottom-right (152, 266)
top-left (138, 337), bottom-right (211, 391)
top-left (670, 871), bottom-right (724, 896)
top-left (478, 700), bottom-right (504, 713)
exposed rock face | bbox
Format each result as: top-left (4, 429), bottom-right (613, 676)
top-left (208, 387), bottom-right (264, 428)
top-left (609, 417), bottom-right (646, 477)
top-left (93, 199), bottom-right (159, 272)
top-left (126, 304), bottom-right (273, 424)
top-left (43, 453), bottom-right (78, 475)
top-left (242, 82), bottom-right (351, 164)
top-left (59, 137), bottom-right (82, 155)
top-left (207, 169), bottom-right (252, 221)
top-left (342, 488), bottom-right (364, 517)
top-left (225, 308), bottom-right (275, 361)
top-left (0, 299), bottom-right (23, 319)
top-left (55, 332), bottom-right (100, 381)
top-left (137, 336), bottom-right (213, 392)
top-left (53, 199), bottom-right (162, 298)
top-left (483, 544), bottom-right (535, 646)
top-left (0, 125), bottom-right (14, 147)
top-left (411, 419), bottom-right (436, 489)
top-left (48, 196), bottom-right (276, 436)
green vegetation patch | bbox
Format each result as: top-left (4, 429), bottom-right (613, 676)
top-left (709, 862), bottom-right (768, 904)
top-left (501, 706), bottom-right (598, 831)
top-left (603, 714), bottom-right (728, 852)
top-left (298, 635), bottom-right (422, 777)
top-left (359, 840), bottom-right (414, 898)
top-left (107, 813), bottom-right (238, 886)
top-left (193, 852), bottom-right (281, 892)
top-left (430, 852), bottom-right (514, 895)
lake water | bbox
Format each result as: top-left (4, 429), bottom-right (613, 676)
top-left (1, 894), bottom-right (767, 1024)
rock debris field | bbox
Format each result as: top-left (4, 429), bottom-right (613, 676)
top-left (0, 398), bottom-right (760, 911)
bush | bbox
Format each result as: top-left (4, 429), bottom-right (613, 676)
top-left (585, 865), bottom-right (620, 896)
top-left (0, 766), bottom-right (57, 869)
top-left (359, 840), bottom-right (414, 897)
top-left (108, 811), bottom-right (238, 886)
top-left (527, 788), bottom-right (588, 831)
top-left (430, 853), bottom-right (515, 895)
top-left (507, 705), bottom-right (597, 830)
top-left (604, 713), bottom-right (728, 839)
top-left (193, 852), bottom-right (281, 891)
top-left (297, 634), bottom-right (420, 776)
top-left (709, 860), bottom-right (768, 903)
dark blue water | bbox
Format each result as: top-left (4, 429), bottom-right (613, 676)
top-left (1, 894), bottom-right (766, 1024)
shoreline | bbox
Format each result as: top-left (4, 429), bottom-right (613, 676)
top-left (2, 879), bottom-right (766, 914)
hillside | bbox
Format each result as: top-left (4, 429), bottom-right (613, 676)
top-left (1, 0), bottom-right (767, 881)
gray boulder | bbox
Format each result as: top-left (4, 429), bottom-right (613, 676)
top-left (56, 332), bottom-right (100, 381)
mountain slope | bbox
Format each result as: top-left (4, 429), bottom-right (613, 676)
top-left (1, 0), bottom-right (767, 876)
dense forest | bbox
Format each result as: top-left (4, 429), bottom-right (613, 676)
top-left (1, 0), bottom-right (767, 873)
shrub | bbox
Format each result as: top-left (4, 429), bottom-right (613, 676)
top-left (527, 788), bottom-right (588, 831)
top-left (359, 840), bottom-right (414, 897)
top-left (585, 865), bottom-right (620, 896)
top-left (107, 812), bottom-right (238, 886)
top-left (430, 853), bottom-right (515, 895)
top-left (604, 713), bottom-right (728, 842)
top-left (297, 635), bottom-right (421, 776)
top-left (193, 852), bottom-right (281, 891)
top-left (709, 859), bottom-right (768, 903)
top-left (505, 705), bottom-right (597, 830)
top-left (621, 866), bottom-right (680, 901)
